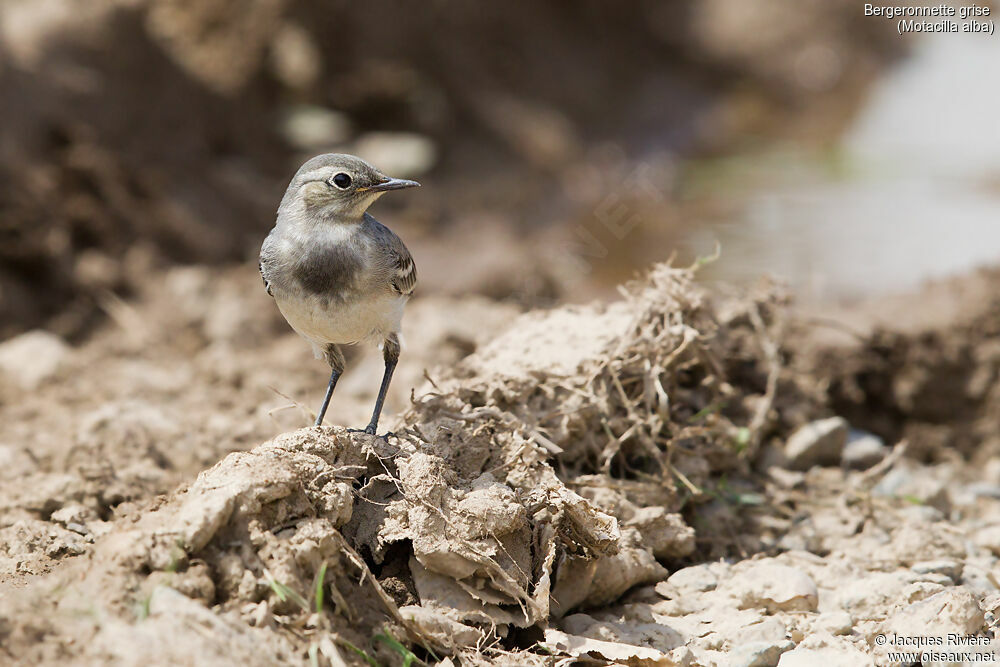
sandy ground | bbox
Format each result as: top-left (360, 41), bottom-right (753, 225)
top-left (0, 260), bottom-right (998, 666)
top-left (0, 263), bottom-right (520, 585)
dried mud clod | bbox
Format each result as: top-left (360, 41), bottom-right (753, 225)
top-left (1, 264), bottom-right (813, 665)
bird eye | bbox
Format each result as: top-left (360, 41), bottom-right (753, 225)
top-left (331, 172), bottom-right (352, 189)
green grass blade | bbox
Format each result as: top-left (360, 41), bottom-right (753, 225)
top-left (267, 577), bottom-right (311, 612)
top-left (314, 562), bottom-right (328, 613)
top-left (340, 639), bottom-right (379, 667)
top-left (373, 630), bottom-right (418, 667)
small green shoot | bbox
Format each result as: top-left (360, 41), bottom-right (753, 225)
top-left (901, 494), bottom-right (925, 506)
top-left (340, 639), bottom-right (379, 667)
top-left (733, 492), bottom-right (765, 506)
top-left (166, 540), bottom-right (186, 573)
top-left (688, 401), bottom-right (726, 423)
top-left (137, 594), bottom-right (152, 621)
top-left (534, 642), bottom-right (554, 655)
top-left (268, 577), bottom-right (311, 612)
top-left (709, 474), bottom-right (764, 506)
top-left (373, 629), bottom-right (419, 667)
top-left (734, 427), bottom-right (751, 452)
top-left (689, 241), bottom-right (722, 270)
top-left (314, 561), bottom-right (328, 613)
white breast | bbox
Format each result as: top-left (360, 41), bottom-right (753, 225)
top-left (277, 290), bottom-right (407, 348)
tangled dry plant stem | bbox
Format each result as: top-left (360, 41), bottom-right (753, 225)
top-left (746, 301), bottom-right (782, 460)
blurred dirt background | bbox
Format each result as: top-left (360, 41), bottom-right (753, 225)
top-left (2, 1), bottom-right (1000, 666)
top-left (0, 0), bottom-right (904, 340)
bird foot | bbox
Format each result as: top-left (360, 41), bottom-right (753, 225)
top-left (347, 425), bottom-right (394, 439)
top-left (346, 426), bottom-right (380, 437)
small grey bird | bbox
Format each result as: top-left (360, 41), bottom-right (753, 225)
top-left (260, 154), bottom-right (419, 434)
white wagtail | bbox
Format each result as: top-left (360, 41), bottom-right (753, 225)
top-left (260, 154), bottom-right (419, 434)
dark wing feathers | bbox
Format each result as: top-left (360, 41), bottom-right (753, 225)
top-left (389, 236), bottom-right (417, 296)
top-left (259, 261), bottom-right (273, 296)
top-left (365, 213), bottom-right (417, 296)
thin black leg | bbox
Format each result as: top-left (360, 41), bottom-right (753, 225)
top-left (315, 368), bottom-right (341, 426)
top-left (364, 359), bottom-right (397, 435)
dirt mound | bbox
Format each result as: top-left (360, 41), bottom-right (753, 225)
top-left (1, 264), bottom-right (808, 664)
top-left (0, 262), bottom-right (520, 586)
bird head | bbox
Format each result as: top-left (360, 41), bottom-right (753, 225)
top-left (283, 153), bottom-right (420, 221)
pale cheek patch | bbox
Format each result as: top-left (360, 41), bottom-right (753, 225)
top-left (302, 182), bottom-right (333, 208)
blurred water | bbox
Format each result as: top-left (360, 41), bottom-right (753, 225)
top-left (692, 34), bottom-right (1000, 301)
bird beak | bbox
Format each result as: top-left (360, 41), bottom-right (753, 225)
top-left (362, 177), bottom-right (421, 193)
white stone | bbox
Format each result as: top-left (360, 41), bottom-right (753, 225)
top-left (730, 616), bottom-right (790, 645)
top-left (784, 417), bottom-right (849, 470)
top-left (667, 563), bottom-right (720, 593)
top-left (872, 465), bottom-right (950, 513)
top-left (910, 559), bottom-right (962, 581)
top-left (879, 588), bottom-right (984, 640)
top-left (842, 432), bottom-right (887, 469)
top-left (731, 562), bottom-right (819, 612)
top-left (0, 330), bottom-right (69, 389)
top-left (777, 644), bottom-right (873, 667)
top-left (727, 640), bottom-right (795, 667)
top-left (962, 562), bottom-right (999, 595)
top-left (814, 611), bottom-right (854, 636)
top-left (975, 525), bottom-right (1000, 556)
top-left (836, 571), bottom-right (917, 616)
